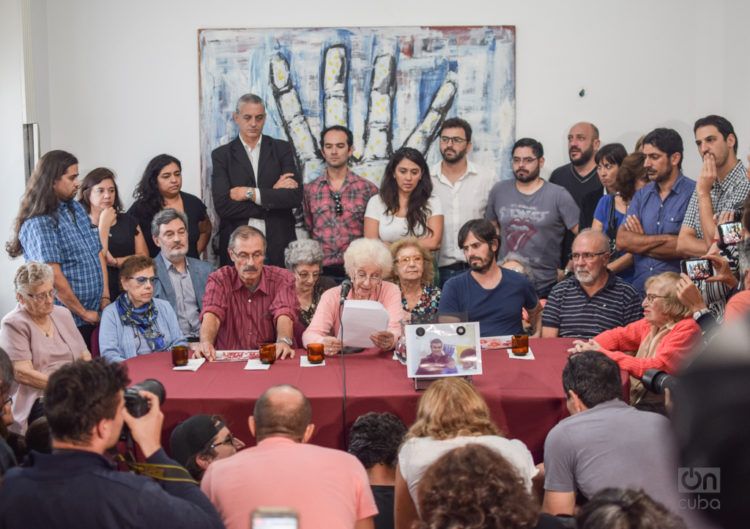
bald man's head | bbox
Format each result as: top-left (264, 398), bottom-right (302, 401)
top-left (253, 385), bottom-right (312, 442)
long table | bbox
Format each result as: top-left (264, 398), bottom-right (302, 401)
top-left (124, 338), bottom-right (575, 462)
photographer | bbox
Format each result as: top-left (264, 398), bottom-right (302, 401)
top-left (0, 359), bottom-right (224, 529)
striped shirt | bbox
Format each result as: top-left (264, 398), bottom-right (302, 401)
top-left (542, 273), bottom-right (642, 339)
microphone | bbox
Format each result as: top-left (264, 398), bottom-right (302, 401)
top-left (339, 279), bottom-right (352, 305)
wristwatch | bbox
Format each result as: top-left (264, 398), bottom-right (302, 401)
top-left (693, 308), bottom-right (711, 320)
top-left (278, 337), bottom-right (293, 347)
top-left (245, 188), bottom-right (255, 202)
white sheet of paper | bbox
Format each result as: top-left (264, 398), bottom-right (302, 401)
top-left (506, 347), bottom-right (535, 360)
top-left (244, 359), bottom-right (271, 370)
top-left (172, 358), bottom-right (206, 371)
top-left (300, 356), bottom-right (326, 367)
top-left (340, 299), bottom-right (389, 348)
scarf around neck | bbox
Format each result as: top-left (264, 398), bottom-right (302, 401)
top-left (115, 294), bottom-right (166, 352)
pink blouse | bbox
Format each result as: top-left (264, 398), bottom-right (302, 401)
top-left (0, 305), bottom-right (87, 434)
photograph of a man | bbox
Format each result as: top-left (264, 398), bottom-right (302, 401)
top-left (415, 338), bottom-right (458, 376)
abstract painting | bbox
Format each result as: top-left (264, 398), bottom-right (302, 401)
top-left (198, 25), bottom-right (515, 220)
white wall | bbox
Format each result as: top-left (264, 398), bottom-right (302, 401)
top-left (0, 0), bottom-right (31, 313)
top-left (1, 0), bottom-right (748, 314)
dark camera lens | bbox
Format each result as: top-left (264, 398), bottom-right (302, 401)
top-left (124, 379), bottom-right (166, 418)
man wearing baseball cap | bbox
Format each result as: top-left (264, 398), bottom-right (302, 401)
top-left (170, 415), bottom-right (244, 481)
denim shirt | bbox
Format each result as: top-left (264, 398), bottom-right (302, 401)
top-left (627, 174), bottom-right (696, 293)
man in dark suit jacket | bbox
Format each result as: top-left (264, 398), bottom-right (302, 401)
top-left (151, 209), bottom-right (215, 341)
top-left (211, 93), bottom-right (302, 267)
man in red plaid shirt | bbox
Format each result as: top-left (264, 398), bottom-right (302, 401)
top-left (303, 126), bottom-right (378, 282)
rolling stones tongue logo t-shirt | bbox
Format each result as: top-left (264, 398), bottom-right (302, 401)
top-left (486, 179), bottom-right (579, 292)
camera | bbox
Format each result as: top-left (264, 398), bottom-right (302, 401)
top-left (124, 379), bottom-right (166, 417)
top-left (641, 369), bottom-right (676, 394)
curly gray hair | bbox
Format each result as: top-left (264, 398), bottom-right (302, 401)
top-left (284, 239), bottom-right (324, 270)
top-left (14, 262), bottom-right (54, 294)
top-left (344, 238), bottom-right (393, 279)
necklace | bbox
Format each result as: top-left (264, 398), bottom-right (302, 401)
top-left (33, 317), bottom-right (54, 338)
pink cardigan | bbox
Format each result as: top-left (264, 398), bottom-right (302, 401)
top-left (302, 281), bottom-right (404, 346)
top-left (594, 317), bottom-right (701, 378)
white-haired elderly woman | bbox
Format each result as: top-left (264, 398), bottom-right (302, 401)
top-left (284, 239), bottom-right (336, 344)
top-left (0, 262), bottom-right (90, 433)
top-left (303, 238), bottom-right (404, 355)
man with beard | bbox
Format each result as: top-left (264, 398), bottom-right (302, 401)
top-left (211, 93), bottom-right (301, 268)
top-left (152, 209), bottom-right (214, 341)
top-left (486, 138), bottom-right (580, 297)
top-left (676, 115), bottom-right (750, 317)
top-left (439, 219), bottom-right (541, 337)
top-left (616, 128), bottom-right (695, 294)
top-left (430, 118), bottom-right (495, 286)
top-left (550, 122), bottom-right (602, 228)
top-left (541, 230), bottom-right (641, 339)
top-left (303, 126), bottom-right (378, 283)
top-left (196, 225), bottom-right (297, 360)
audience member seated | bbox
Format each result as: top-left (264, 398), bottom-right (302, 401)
top-left (100, 256), bottom-right (186, 362)
top-left (302, 238), bottom-right (402, 355)
top-left (577, 488), bottom-right (687, 529)
top-left (542, 230), bottom-right (641, 339)
top-left (416, 444), bottom-right (567, 529)
top-left (395, 378), bottom-right (537, 529)
top-left (152, 209), bottom-right (214, 341)
top-left (0, 262), bottom-right (89, 434)
top-left (79, 167), bottom-right (148, 299)
top-left (591, 143), bottom-right (638, 282)
top-left (0, 348), bottom-right (17, 476)
top-left (391, 237), bottom-right (440, 324)
top-left (169, 414), bottom-right (245, 482)
top-left (616, 128), bottom-right (695, 295)
top-left (348, 412), bottom-right (408, 529)
top-left (438, 219), bottom-right (542, 337)
top-left (364, 147), bottom-right (444, 250)
top-left (201, 384), bottom-right (377, 529)
top-left (129, 154), bottom-right (211, 258)
top-left (197, 226), bottom-right (296, 360)
top-left (569, 272), bottom-right (700, 408)
top-left (284, 239), bottom-right (335, 345)
top-left (0, 359), bottom-right (224, 529)
top-left (542, 352), bottom-right (682, 519)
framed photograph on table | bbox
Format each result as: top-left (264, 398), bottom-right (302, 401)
top-left (406, 322), bottom-right (482, 379)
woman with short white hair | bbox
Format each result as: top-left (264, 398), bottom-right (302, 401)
top-left (0, 262), bottom-right (90, 433)
top-left (303, 238), bottom-right (403, 355)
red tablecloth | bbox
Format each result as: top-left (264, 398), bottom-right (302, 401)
top-left (124, 338), bottom-right (574, 462)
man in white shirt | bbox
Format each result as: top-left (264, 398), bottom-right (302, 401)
top-left (430, 117), bottom-right (495, 286)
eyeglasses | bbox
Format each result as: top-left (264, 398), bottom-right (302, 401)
top-left (354, 271), bottom-right (382, 284)
top-left (512, 157), bottom-right (538, 165)
top-left (395, 255), bottom-right (424, 265)
top-left (231, 250), bottom-right (265, 262)
top-left (570, 251), bottom-right (608, 261)
top-left (3, 395), bottom-right (12, 407)
top-left (644, 293), bottom-right (668, 303)
top-left (440, 136), bottom-right (467, 145)
top-left (209, 433), bottom-right (235, 450)
top-left (128, 276), bottom-right (158, 285)
top-left (295, 270), bottom-right (321, 282)
top-left (329, 191), bottom-right (343, 216)
top-left (25, 289), bottom-right (57, 302)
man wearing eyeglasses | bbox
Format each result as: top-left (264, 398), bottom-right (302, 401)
top-left (303, 125), bottom-right (378, 283)
top-left (486, 138), bottom-right (580, 298)
top-left (542, 230), bottom-right (642, 339)
top-left (431, 118), bottom-right (495, 287)
top-left (170, 414), bottom-right (245, 482)
top-left (197, 226), bottom-right (297, 360)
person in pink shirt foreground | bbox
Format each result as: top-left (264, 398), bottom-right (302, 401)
top-left (201, 384), bottom-right (377, 529)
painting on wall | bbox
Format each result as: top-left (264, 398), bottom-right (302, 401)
top-left (198, 25), bottom-right (516, 221)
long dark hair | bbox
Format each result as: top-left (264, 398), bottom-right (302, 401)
top-left (379, 147), bottom-right (433, 237)
top-left (132, 154), bottom-right (181, 216)
top-left (7, 150), bottom-right (78, 258)
top-left (79, 167), bottom-right (124, 213)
